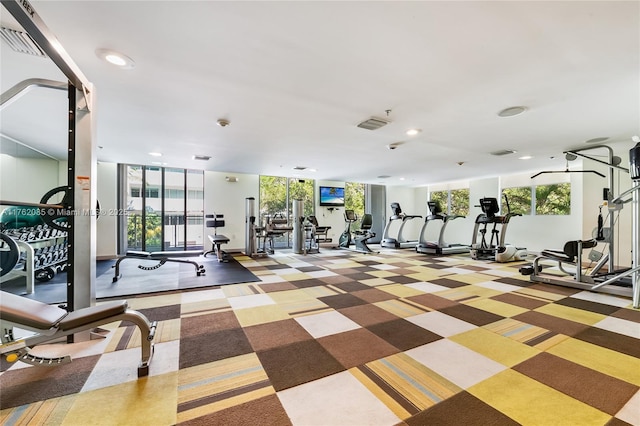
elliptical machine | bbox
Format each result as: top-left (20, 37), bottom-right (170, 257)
top-left (338, 210), bottom-right (357, 248)
top-left (470, 195), bottom-right (526, 262)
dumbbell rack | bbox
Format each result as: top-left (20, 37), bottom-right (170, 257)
top-left (1, 224), bottom-right (68, 294)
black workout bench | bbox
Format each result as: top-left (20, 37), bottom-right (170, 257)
top-left (203, 214), bottom-right (230, 262)
top-left (112, 250), bottom-right (205, 282)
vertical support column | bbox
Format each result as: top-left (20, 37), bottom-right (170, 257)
top-left (632, 181), bottom-right (639, 308)
top-left (68, 84), bottom-right (97, 313)
top-left (292, 199), bottom-right (303, 254)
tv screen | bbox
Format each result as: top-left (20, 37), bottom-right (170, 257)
top-left (319, 186), bottom-right (345, 207)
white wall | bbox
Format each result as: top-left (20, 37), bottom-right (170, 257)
top-left (384, 186), bottom-right (423, 241)
top-left (96, 162), bottom-right (118, 258)
top-left (204, 171), bottom-right (259, 251)
top-left (315, 180), bottom-right (346, 242)
top-left (0, 154), bottom-right (60, 203)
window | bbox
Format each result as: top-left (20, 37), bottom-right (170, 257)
top-left (536, 183), bottom-right (571, 215)
top-left (429, 188), bottom-right (469, 216)
top-left (345, 182), bottom-right (365, 231)
top-left (259, 175), bottom-right (315, 248)
top-left (119, 165), bottom-right (204, 252)
top-left (502, 187), bottom-right (532, 215)
top-left (501, 183), bottom-right (571, 216)
top-left (450, 189), bottom-right (470, 216)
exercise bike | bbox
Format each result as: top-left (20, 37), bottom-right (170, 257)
top-left (337, 210), bottom-right (378, 254)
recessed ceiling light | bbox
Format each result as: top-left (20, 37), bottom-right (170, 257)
top-left (490, 149), bottom-right (517, 156)
top-left (518, 155), bottom-right (533, 160)
top-left (399, 177), bottom-right (405, 181)
top-left (585, 137), bottom-right (609, 144)
top-left (148, 152), bottom-right (162, 157)
top-left (406, 129), bottom-right (421, 136)
top-left (497, 106), bottom-right (527, 117)
top-left (95, 48), bottom-right (135, 69)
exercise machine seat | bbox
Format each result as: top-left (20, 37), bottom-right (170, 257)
top-left (1, 291), bottom-right (68, 329)
top-left (540, 239), bottom-right (597, 263)
top-left (59, 301), bottom-right (127, 331)
top-left (308, 215), bottom-right (331, 242)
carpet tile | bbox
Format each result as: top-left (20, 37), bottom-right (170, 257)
top-left (1, 248), bottom-right (638, 425)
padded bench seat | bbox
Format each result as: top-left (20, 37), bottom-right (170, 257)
top-left (126, 250), bottom-right (203, 259)
top-left (113, 250), bottom-right (205, 282)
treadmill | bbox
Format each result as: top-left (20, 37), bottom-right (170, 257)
top-left (416, 201), bottom-right (470, 255)
top-left (380, 202), bottom-right (422, 249)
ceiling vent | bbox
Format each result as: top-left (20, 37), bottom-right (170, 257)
top-left (357, 117), bottom-right (390, 131)
top-left (490, 149), bottom-right (517, 156)
top-left (193, 155), bottom-right (211, 161)
top-left (293, 166), bottom-right (307, 171)
top-left (0, 27), bottom-right (46, 57)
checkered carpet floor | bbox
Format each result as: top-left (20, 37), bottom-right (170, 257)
top-left (1, 248), bottom-right (639, 425)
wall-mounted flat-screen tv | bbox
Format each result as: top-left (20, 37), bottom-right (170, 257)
top-left (319, 186), bottom-right (345, 207)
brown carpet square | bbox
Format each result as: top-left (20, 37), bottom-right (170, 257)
top-left (405, 294), bottom-right (459, 311)
top-left (555, 298), bottom-right (620, 315)
top-left (385, 275), bottom-right (421, 284)
top-left (344, 272), bottom-right (378, 281)
top-left (318, 328), bottom-right (399, 369)
top-left (244, 319), bottom-right (313, 352)
top-left (605, 418), bottom-right (635, 426)
top-left (528, 282), bottom-right (580, 296)
top-left (440, 304), bottom-right (504, 326)
top-left (0, 355), bottom-right (99, 409)
top-left (290, 278), bottom-right (327, 289)
top-left (351, 287), bottom-right (398, 303)
top-left (319, 275), bottom-right (355, 285)
top-left (181, 311), bottom-right (242, 338)
top-left (425, 263), bottom-right (456, 270)
top-left (319, 293), bottom-right (368, 309)
top-left (612, 308), bottom-right (640, 323)
top-left (179, 328), bottom-right (253, 369)
top-left (404, 391), bottom-right (519, 426)
top-left (177, 394), bottom-right (292, 426)
top-left (331, 280), bottom-right (371, 293)
top-left (459, 265), bottom-right (491, 271)
top-left (297, 266), bottom-right (325, 272)
top-left (258, 282), bottom-right (299, 292)
top-left (512, 311), bottom-right (590, 337)
top-left (574, 327), bottom-right (640, 358)
top-left (513, 352), bottom-right (639, 415)
top-left (256, 340), bottom-right (344, 391)
top-left (491, 293), bottom-right (549, 310)
top-left (495, 277), bottom-right (535, 287)
top-left (367, 319), bottom-right (442, 351)
top-left (428, 278), bottom-right (469, 288)
top-left (136, 304), bottom-right (181, 322)
top-left (339, 304), bottom-right (401, 327)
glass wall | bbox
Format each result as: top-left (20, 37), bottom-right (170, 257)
top-left (259, 175), bottom-right (315, 248)
top-left (120, 165), bottom-right (204, 252)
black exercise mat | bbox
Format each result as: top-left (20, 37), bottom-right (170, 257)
top-left (1, 255), bottom-right (259, 305)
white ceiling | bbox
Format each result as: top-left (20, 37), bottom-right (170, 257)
top-left (1, 1), bottom-right (638, 186)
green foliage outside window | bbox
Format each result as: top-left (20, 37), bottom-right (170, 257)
top-left (450, 189), bottom-right (469, 216)
top-left (429, 189), bottom-right (469, 216)
top-left (536, 183), bottom-right (571, 215)
top-left (430, 191), bottom-right (448, 213)
top-left (502, 187), bottom-right (532, 215)
top-left (127, 213), bottom-right (162, 250)
top-left (288, 178), bottom-right (315, 218)
top-left (345, 182), bottom-right (365, 231)
top-left (501, 183), bottom-right (570, 215)
top-left (259, 176), bottom-right (287, 218)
